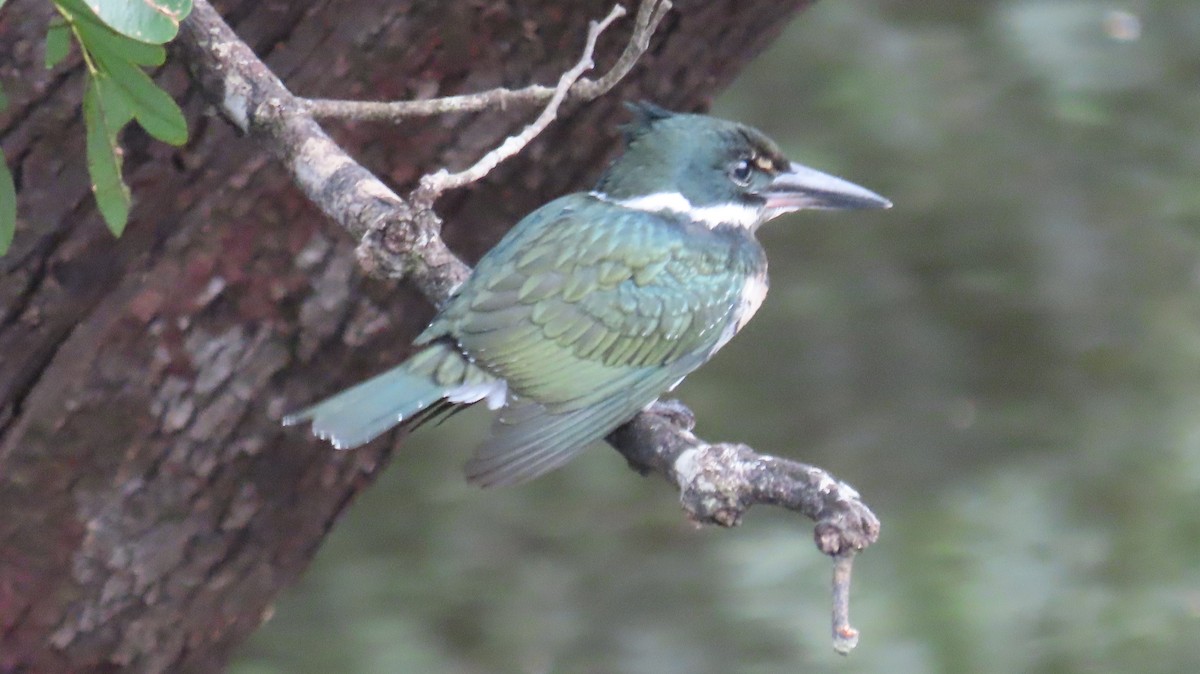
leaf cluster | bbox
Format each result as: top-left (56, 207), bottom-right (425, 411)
top-left (0, 0), bottom-right (193, 254)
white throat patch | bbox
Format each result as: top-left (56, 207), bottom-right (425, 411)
top-left (592, 191), bottom-right (764, 230)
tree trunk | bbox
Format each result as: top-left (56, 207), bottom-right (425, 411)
top-left (0, 0), bottom-right (809, 670)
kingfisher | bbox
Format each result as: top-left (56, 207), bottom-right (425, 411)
top-left (284, 103), bottom-right (890, 487)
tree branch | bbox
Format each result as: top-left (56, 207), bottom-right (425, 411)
top-left (609, 400), bottom-right (879, 651)
top-left (607, 401), bottom-right (878, 554)
top-left (301, 0), bottom-right (673, 123)
top-left (176, 0), bottom-right (470, 301)
top-left (175, 0), bottom-right (879, 653)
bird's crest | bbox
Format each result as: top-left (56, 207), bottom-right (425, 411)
top-left (620, 101), bottom-right (675, 144)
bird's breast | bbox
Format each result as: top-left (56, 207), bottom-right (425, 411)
top-left (708, 269), bottom-right (769, 355)
top-left (736, 271), bottom-right (769, 331)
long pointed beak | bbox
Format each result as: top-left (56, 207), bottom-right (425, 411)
top-left (760, 162), bottom-right (892, 212)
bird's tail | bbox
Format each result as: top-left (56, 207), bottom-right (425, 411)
top-left (282, 341), bottom-right (501, 449)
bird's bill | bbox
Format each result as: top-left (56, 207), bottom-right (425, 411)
top-left (760, 162), bottom-right (892, 211)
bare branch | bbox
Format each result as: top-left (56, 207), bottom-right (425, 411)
top-left (301, 0), bottom-right (673, 124)
top-left (303, 85), bottom-right (557, 122)
top-left (573, 0), bottom-right (673, 99)
top-left (607, 400), bottom-right (879, 654)
top-left (415, 4), bottom-right (627, 202)
top-left (607, 400), bottom-right (879, 550)
top-left (176, 0), bottom-right (470, 300)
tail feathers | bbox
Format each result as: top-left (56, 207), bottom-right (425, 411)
top-left (283, 342), bottom-right (499, 449)
top-left (282, 363), bottom-right (446, 449)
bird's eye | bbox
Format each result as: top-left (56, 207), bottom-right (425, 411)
top-left (730, 159), bottom-right (754, 186)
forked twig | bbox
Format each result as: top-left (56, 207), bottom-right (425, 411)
top-left (302, 1), bottom-right (672, 123)
top-left (414, 4), bottom-right (627, 202)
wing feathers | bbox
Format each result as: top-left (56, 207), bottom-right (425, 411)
top-left (466, 392), bottom-right (641, 487)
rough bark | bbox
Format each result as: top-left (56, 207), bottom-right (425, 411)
top-left (0, 0), bottom-right (815, 670)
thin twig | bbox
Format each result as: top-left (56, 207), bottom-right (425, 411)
top-left (303, 84), bottom-right (556, 121)
top-left (301, 0), bottom-right (672, 123)
top-left (831, 553), bottom-right (860, 655)
top-left (414, 4), bottom-right (627, 202)
top-left (573, 0), bottom-right (672, 98)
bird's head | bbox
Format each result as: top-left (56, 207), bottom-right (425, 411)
top-left (594, 102), bottom-right (891, 230)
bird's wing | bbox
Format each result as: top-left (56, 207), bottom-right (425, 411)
top-left (462, 349), bottom-right (707, 487)
top-left (422, 194), bottom-right (759, 411)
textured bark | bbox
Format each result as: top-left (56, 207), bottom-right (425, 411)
top-left (0, 0), bottom-right (811, 670)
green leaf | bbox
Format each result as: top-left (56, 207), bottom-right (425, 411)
top-left (82, 0), bottom-right (192, 45)
top-left (89, 45), bottom-right (186, 145)
top-left (58, 0), bottom-right (165, 66)
top-left (0, 150), bottom-right (15, 255)
top-left (83, 77), bottom-right (131, 235)
top-left (93, 72), bottom-right (134, 136)
top-left (0, 82), bottom-right (7, 110)
top-left (46, 19), bottom-right (73, 69)
top-left (70, 10), bottom-right (165, 66)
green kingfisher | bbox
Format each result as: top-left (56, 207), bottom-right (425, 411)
top-left (284, 103), bottom-right (890, 487)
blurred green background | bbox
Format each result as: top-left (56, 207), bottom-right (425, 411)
top-left (234, 1), bottom-right (1200, 672)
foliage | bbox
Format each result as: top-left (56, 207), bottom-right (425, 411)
top-left (0, 0), bottom-right (193, 253)
top-left (0, 147), bottom-right (12, 253)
